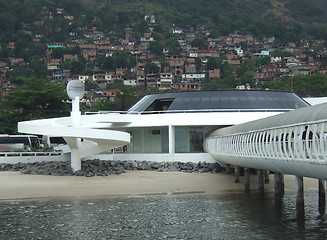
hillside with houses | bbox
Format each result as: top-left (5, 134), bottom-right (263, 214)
top-left (0, 0), bottom-right (327, 130)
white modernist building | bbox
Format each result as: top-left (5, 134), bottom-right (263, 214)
top-left (18, 89), bottom-right (310, 172)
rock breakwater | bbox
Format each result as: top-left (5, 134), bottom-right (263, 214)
top-left (0, 159), bottom-right (224, 177)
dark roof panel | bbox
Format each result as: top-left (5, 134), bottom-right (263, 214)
top-left (128, 90), bottom-right (309, 112)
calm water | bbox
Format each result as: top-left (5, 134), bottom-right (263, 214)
top-left (1, 190), bottom-right (327, 239)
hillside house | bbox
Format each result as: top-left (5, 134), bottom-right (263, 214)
top-left (157, 73), bottom-right (173, 89)
top-left (208, 68), bottom-right (221, 78)
top-left (47, 59), bottom-right (62, 70)
top-left (167, 56), bottom-right (184, 76)
top-left (102, 89), bottom-right (118, 101)
top-left (92, 70), bottom-right (112, 89)
top-left (185, 58), bottom-right (197, 73)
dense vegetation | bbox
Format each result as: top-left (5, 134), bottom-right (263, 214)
top-left (0, 77), bottom-right (70, 133)
top-left (1, 0), bottom-right (327, 44)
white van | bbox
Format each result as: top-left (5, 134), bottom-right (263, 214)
top-left (42, 136), bottom-right (67, 148)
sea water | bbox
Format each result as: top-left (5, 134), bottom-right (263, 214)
top-left (0, 190), bottom-right (326, 239)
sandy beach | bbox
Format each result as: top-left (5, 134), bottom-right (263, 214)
top-left (0, 171), bottom-right (319, 201)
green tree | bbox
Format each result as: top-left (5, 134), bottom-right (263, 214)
top-left (51, 47), bottom-right (66, 59)
top-left (221, 62), bottom-right (235, 78)
top-left (176, 13), bottom-right (193, 28)
top-left (252, 56), bottom-right (271, 66)
top-left (270, 50), bottom-right (293, 57)
top-left (262, 80), bottom-right (289, 91)
top-left (97, 56), bottom-right (114, 71)
top-left (195, 58), bottom-right (202, 71)
top-left (89, 98), bottom-right (116, 112)
top-left (29, 56), bottom-right (47, 78)
top-left (144, 62), bottom-right (160, 74)
top-left (71, 60), bottom-right (86, 74)
top-left (293, 74), bottom-right (327, 96)
top-left (149, 41), bottom-right (163, 56)
top-left (165, 38), bottom-right (180, 56)
top-left (84, 80), bottom-right (98, 91)
top-left (3, 77), bottom-right (69, 115)
top-left (206, 57), bottom-right (222, 70)
top-left (262, 74), bottom-right (327, 96)
top-left (236, 60), bottom-right (256, 86)
top-left (9, 66), bottom-right (34, 85)
top-left (115, 84), bottom-right (138, 111)
top-left (62, 59), bottom-right (73, 70)
top-left (190, 37), bottom-right (209, 50)
top-left (151, 32), bottom-right (162, 41)
top-left (202, 78), bottom-right (234, 89)
top-left (0, 77), bottom-right (69, 133)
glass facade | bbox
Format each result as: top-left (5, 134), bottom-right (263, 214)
top-left (127, 127), bottom-right (204, 153)
top-left (190, 127), bottom-right (204, 152)
top-left (127, 127), bottom-right (167, 153)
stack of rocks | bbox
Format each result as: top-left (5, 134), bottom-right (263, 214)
top-left (0, 159), bottom-right (224, 177)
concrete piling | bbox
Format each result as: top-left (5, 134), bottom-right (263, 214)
top-left (244, 168), bottom-right (250, 193)
top-left (258, 170), bottom-right (264, 194)
top-left (264, 170), bottom-right (270, 183)
top-left (318, 179), bottom-right (326, 215)
top-left (274, 172), bottom-right (285, 198)
top-left (274, 172), bottom-right (285, 207)
top-left (234, 166), bottom-right (240, 183)
top-left (296, 176), bottom-right (305, 219)
top-left (225, 164), bottom-right (232, 174)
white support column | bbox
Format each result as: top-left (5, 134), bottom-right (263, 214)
top-left (71, 96), bottom-right (81, 126)
top-left (168, 125), bottom-right (175, 154)
top-left (70, 96), bottom-right (81, 172)
top-left (71, 147), bottom-right (81, 172)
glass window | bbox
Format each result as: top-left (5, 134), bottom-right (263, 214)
top-left (175, 127), bottom-right (189, 153)
top-left (190, 127), bottom-right (204, 152)
top-left (161, 127), bottom-right (169, 153)
top-left (30, 137), bottom-right (40, 147)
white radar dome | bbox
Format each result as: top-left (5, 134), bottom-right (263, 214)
top-left (67, 80), bottom-right (85, 100)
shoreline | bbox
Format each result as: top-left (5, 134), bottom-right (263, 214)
top-left (0, 171), bottom-right (319, 201)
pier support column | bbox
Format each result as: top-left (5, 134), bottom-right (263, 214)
top-left (71, 148), bottom-right (81, 172)
top-left (296, 176), bottom-right (305, 219)
top-left (274, 172), bottom-right (284, 200)
top-left (225, 164), bottom-right (232, 174)
top-left (244, 168), bottom-right (250, 193)
top-left (258, 170), bottom-right (264, 194)
top-left (234, 166), bottom-right (240, 183)
top-left (318, 179), bottom-right (326, 215)
top-left (264, 170), bottom-right (270, 183)
top-left (66, 137), bottom-right (82, 172)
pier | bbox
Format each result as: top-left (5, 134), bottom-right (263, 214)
top-left (205, 102), bottom-right (327, 216)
